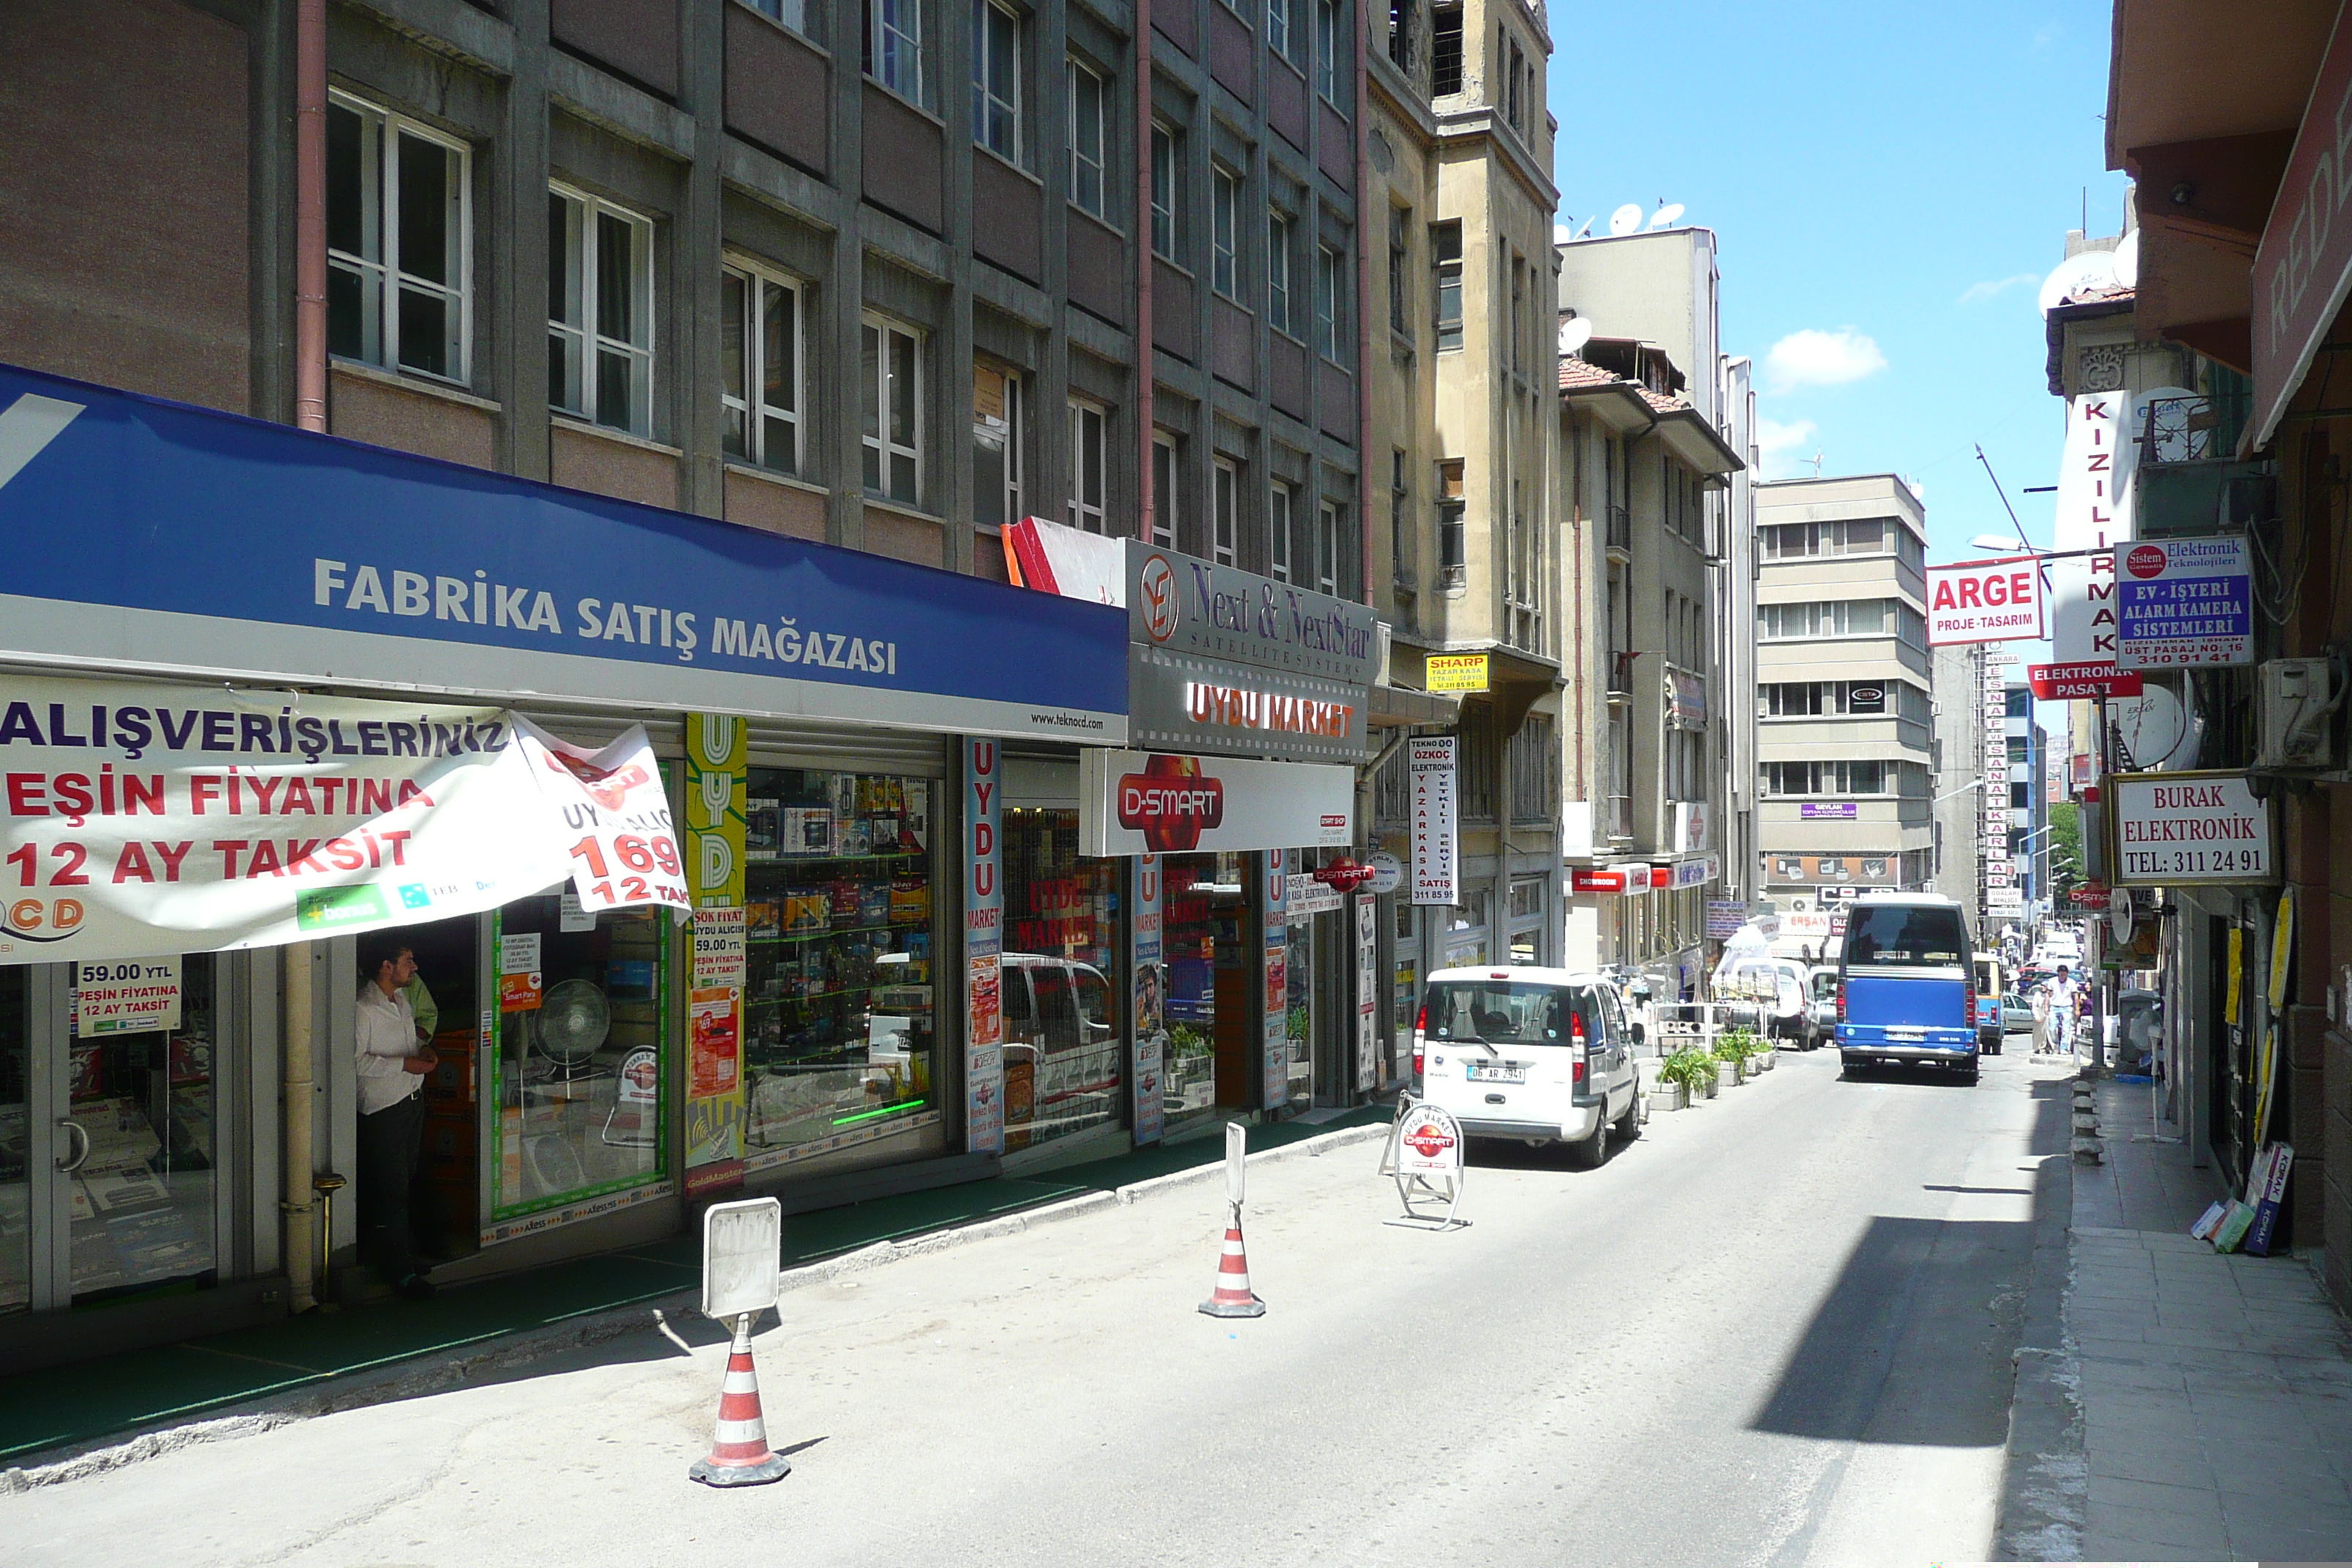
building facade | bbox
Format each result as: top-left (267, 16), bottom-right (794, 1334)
top-left (1754, 475), bottom-right (1933, 917)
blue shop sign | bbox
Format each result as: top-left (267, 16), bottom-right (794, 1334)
top-left (0, 362), bottom-right (1126, 740)
top-left (2116, 536), bottom-right (2253, 670)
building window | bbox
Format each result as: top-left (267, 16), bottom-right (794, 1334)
top-left (975, 362), bottom-right (1022, 530)
top-left (1390, 448), bottom-right (1410, 581)
top-left (1761, 517), bottom-right (1893, 559)
top-left (1387, 0), bottom-right (1411, 69)
top-left (1431, 2), bottom-right (1462, 94)
top-left (747, 0), bottom-right (810, 32)
top-left (1509, 255), bottom-right (1524, 376)
top-left (1213, 456), bottom-right (1239, 565)
top-left (1268, 211), bottom-right (1295, 336)
top-left (862, 314), bottom-right (924, 505)
top-left (1762, 761), bottom-right (1891, 798)
top-left (1436, 458), bottom-right (1464, 589)
top-left (1211, 167), bottom-right (1241, 300)
top-left (720, 261), bottom-right (802, 475)
top-left (1504, 32), bottom-right (1521, 128)
top-left (1317, 0), bottom-right (1341, 101)
top-left (869, 0), bottom-right (927, 104)
top-left (548, 186), bottom-right (654, 437)
top-left (1068, 61), bottom-right (1107, 217)
top-left (327, 95), bottom-right (470, 385)
top-left (1268, 0), bottom-right (1292, 61)
top-left (1150, 125), bottom-right (1179, 260)
top-left (1388, 206), bottom-right (1410, 335)
top-left (973, 0), bottom-right (1021, 160)
top-left (1150, 431), bottom-right (1178, 546)
top-left (1431, 221), bottom-right (1462, 351)
top-left (1068, 396), bottom-right (1108, 533)
top-left (1757, 598), bottom-right (1914, 641)
top-left (1270, 479), bottom-right (1294, 581)
top-left (1316, 499), bottom-right (1340, 594)
top-left (1314, 242), bottom-right (1345, 362)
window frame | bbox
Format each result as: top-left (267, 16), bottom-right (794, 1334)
top-left (327, 91), bottom-right (473, 388)
top-left (1316, 498), bottom-right (1340, 595)
top-left (720, 256), bottom-right (804, 478)
top-left (1068, 395), bottom-right (1109, 534)
top-left (870, 0), bottom-right (929, 106)
top-left (1431, 2), bottom-right (1463, 94)
top-left (1211, 166), bottom-right (1242, 301)
top-left (1436, 457), bottom-right (1466, 587)
top-left (746, 0), bottom-right (813, 34)
top-left (548, 183), bottom-right (656, 438)
top-left (1313, 241), bottom-right (1345, 363)
top-left (1213, 455), bottom-right (1240, 565)
top-left (1268, 0), bottom-right (1293, 60)
top-left (975, 360), bottom-right (1024, 532)
top-left (1267, 211), bottom-right (1296, 337)
top-left (1431, 220), bottom-right (1463, 352)
top-left (1270, 478), bottom-right (1294, 581)
top-left (1067, 59), bottom-right (1108, 218)
top-left (1150, 431), bottom-right (1179, 546)
top-left (862, 312), bottom-right (927, 506)
top-left (1316, 0), bottom-right (1341, 102)
top-left (972, 0), bottom-right (1022, 162)
top-left (1150, 123), bottom-right (1180, 260)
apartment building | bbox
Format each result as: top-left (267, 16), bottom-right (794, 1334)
top-left (1553, 331), bottom-right (1742, 987)
top-left (1754, 475), bottom-right (1934, 911)
top-left (1365, 0), bottom-right (1561, 998)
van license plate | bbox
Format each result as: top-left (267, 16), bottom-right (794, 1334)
top-left (1468, 1063), bottom-right (1526, 1083)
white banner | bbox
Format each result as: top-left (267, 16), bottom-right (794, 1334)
top-left (1077, 750), bottom-right (1352, 857)
top-left (1409, 738), bottom-right (1458, 906)
top-left (0, 677), bottom-right (679, 965)
top-left (2111, 772), bottom-right (2275, 886)
top-left (2050, 391), bottom-right (2141, 665)
top-left (1927, 557), bottom-right (2045, 644)
top-left (513, 718), bottom-right (689, 915)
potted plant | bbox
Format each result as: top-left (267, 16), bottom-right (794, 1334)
top-left (1654, 1047), bottom-right (1711, 1111)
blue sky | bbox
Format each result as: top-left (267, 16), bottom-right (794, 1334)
top-left (1548, 1), bottom-right (2131, 565)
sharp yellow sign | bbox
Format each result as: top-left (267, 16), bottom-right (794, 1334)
top-left (1426, 653), bottom-right (1490, 693)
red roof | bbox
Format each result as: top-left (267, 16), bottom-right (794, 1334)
top-left (1558, 354), bottom-right (1689, 413)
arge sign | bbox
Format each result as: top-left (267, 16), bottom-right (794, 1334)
top-left (1927, 557), bottom-right (2045, 645)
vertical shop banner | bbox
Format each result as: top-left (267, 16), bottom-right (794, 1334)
top-left (2046, 391), bottom-right (2141, 671)
top-left (682, 714), bottom-right (748, 1194)
top-left (1131, 853), bottom-right (1166, 1146)
top-left (1354, 894), bottom-right (1378, 1093)
top-left (1409, 738), bottom-right (1458, 906)
top-left (512, 718), bottom-right (691, 915)
top-left (964, 739), bottom-right (1006, 1155)
top-left (1262, 850), bottom-right (1290, 1112)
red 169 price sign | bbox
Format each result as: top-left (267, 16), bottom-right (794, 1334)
top-left (516, 720), bottom-right (693, 914)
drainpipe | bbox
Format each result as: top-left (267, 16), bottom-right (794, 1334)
top-left (1354, 0), bottom-right (1373, 605)
top-left (1135, 0), bottom-right (1154, 547)
top-left (283, 0), bottom-right (328, 1315)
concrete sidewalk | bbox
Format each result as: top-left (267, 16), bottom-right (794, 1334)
top-left (2066, 1077), bottom-right (2352, 1559)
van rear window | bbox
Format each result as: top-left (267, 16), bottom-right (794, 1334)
top-left (1424, 981), bottom-right (1595, 1046)
top-left (1843, 905), bottom-right (1969, 967)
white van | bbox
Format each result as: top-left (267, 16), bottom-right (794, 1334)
top-left (1411, 967), bottom-right (1643, 1169)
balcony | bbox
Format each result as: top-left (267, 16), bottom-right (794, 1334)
top-left (2136, 389), bottom-right (2270, 539)
top-left (1605, 504), bottom-right (1631, 555)
top-left (1607, 650), bottom-right (1634, 700)
top-left (1605, 792), bottom-right (1634, 843)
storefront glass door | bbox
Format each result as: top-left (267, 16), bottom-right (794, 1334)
top-left (1, 966), bottom-right (27, 1315)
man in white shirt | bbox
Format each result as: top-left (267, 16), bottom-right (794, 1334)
top-left (2048, 965), bottom-right (2078, 1058)
top-left (356, 936), bottom-right (438, 1300)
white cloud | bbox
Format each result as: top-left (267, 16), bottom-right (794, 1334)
top-left (1958, 272), bottom-right (2040, 306)
top-left (1763, 328), bottom-right (1888, 393)
top-left (1755, 416), bottom-right (1818, 479)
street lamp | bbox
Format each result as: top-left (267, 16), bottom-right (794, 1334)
top-left (1933, 777), bottom-right (1984, 807)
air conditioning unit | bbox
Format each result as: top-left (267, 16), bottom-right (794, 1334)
top-left (2256, 657), bottom-right (2340, 769)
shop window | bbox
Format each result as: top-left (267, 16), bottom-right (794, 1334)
top-left (1282, 891), bottom-right (1313, 1109)
top-left (327, 94), bottom-right (470, 385)
top-left (1069, 397), bottom-right (1109, 533)
top-left (1001, 810), bottom-right (1122, 1153)
top-left (55, 957), bottom-right (219, 1304)
top-left (549, 185), bottom-right (655, 437)
top-left (492, 900), bottom-right (668, 1216)
top-left (721, 261), bottom-right (802, 477)
top-left (0, 967), bottom-right (23, 1313)
top-left (862, 314), bottom-right (924, 505)
top-left (972, 0), bottom-right (1021, 161)
top-left (741, 769), bottom-right (937, 1168)
top-left (1067, 60), bottom-right (1107, 218)
top-left (976, 361), bottom-right (1023, 532)
top-left (1161, 852), bottom-right (1248, 1129)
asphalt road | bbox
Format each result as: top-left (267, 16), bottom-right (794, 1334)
top-left (1, 1046), bottom-right (2072, 1567)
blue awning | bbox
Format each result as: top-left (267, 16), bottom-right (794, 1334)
top-left (0, 362), bottom-right (1126, 742)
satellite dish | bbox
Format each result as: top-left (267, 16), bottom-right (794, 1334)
top-left (1554, 224), bottom-right (1573, 245)
top-left (535, 979), bottom-right (612, 1068)
top-left (2038, 249), bottom-right (2119, 314)
top-left (1558, 317), bottom-right (1594, 355)
top-left (2111, 683), bottom-right (2201, 771)
top-left (2113, 228), bottom-right (2140, 289)
top-left (1608, 203), bottom-right (1643, 237)
top-left (2110, 887), bottom-right (2135, 943)
top-left (1572, 217), bottom-right (1595, 241)
top-left (1648, 203), bottom-right (1685, 230)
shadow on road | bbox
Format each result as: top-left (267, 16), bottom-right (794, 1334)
top-left (1745, 1066), bottom-right (2070, 1448)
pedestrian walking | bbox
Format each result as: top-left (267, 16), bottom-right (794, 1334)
top-left (355, 935), bottom-right (440, 1301)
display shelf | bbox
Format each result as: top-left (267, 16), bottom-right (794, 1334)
top-left (745, 987), bottom-right (890, 1009)
top-left (744, 850), bottom-right (927, 865)
top-left (747, 921), bottom-right (930, 948)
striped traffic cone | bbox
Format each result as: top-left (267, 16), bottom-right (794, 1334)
top-left (688, 1313), bottom-right (793, 1487)
top-left (1198, 1208), bottom-right (1266, 1318)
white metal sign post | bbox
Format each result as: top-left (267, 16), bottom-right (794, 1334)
top-left (1384, 1101), bottom-right (1469, 1230)
top-left (690, 1196), bottom-right (791, 1487)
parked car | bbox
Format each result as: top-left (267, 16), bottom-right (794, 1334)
top-left (1413, 967), bottom-right (1642, 1169)
top-left (1836, 894), bottom-right (1980, 1082)
top-left (999, 953), bottom-right (1121, 1141)
top-left (1806, 965), bottom-right (1839, 1050)
top-left (1972, 951), bottom-right (2006, 1055)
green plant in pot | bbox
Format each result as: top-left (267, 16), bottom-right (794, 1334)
top-left (1656, 1047), bottom-right (1714, 1097)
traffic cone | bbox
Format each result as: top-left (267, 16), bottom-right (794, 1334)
top-left (1198, 1210), bottom-right (1266, 1318)
top-left (688, 1313), bottom-right (793, 1487)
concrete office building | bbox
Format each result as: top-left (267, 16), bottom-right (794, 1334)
top-left (1754, 475), bottom-right (1934, 911)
